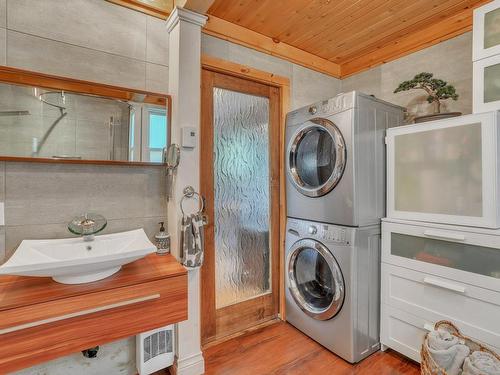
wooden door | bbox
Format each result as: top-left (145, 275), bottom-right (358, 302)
top-left (200, 69), bottom-right (281, 345)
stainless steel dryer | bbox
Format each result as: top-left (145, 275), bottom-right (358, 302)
top-left (285, 218), bottom-right (381, 363)
top-left (286, 91), bottom-right (404, 226)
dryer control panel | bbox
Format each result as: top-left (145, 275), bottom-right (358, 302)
top-left (287, 218), bottom-right (349, 246)
top-left (286, 92), bottom-right (355, 126)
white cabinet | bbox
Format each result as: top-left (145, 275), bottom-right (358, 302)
top-left (380, 219), bottom-right (500, 360)
top-left (473, 0), bottom-right (500, 62)
top-left (473, 0), bottom-right (500, 113)
top-left (474, 54), bottom-right (500, 113)
top-left (386, 111), bottom-right (500, 228)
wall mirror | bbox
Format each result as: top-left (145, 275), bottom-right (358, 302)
top-left (0, 66), bottom-right (171, 165)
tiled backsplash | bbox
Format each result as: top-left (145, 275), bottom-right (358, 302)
top-left (0, 161), bottom-right (167, 263)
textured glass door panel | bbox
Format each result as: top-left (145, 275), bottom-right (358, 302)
top-left (485, 8), bottom-right (500, 49)
top-left (391, 233), bottom-right (500, 279)
top-left (213, 88), bottom-right (271, 309)
top-left (485, 63), bottom-right (500, 103)
top-left (394, 123), bottom-right (483, 216)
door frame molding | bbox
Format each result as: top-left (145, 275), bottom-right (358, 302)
top-left (200, 54), bottom-right (290, 326)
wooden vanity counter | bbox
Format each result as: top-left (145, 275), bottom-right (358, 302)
top-left (0, 254), bottom-right (187, 373)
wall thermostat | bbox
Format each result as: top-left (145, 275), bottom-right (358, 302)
top-left (181, 126), bottom-right (197, 149)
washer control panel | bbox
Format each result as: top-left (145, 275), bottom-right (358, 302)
top-left (288, 219), bottom-right (349, 245)
top-left (320, 224), bottom-right (346, 243)
top-left (308, 225), bottom-right (318, 235)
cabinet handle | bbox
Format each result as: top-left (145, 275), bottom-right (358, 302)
top-left (423, 277), bottom-right (466, 294)
top-left (0, 293), bottom-right (160, 335)
top-left (423, 323), bottom-right (435, 332)
top-left (423, 230), bottom-right (466, 242)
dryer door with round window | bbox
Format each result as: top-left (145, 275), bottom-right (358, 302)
top-left (287, 239), bottom-right (345, 320)
top-left (287, 118), bottom-right (346, 197)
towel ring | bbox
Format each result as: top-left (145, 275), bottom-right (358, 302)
top-left (180, 186), bottom-right (204, 216)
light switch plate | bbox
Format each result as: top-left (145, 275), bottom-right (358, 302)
top-left (181, 126), bottom-right (197, 148)
top-left (0, 202), bottom-right (4, 226)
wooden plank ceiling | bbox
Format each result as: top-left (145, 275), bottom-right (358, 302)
top-left (205, 0), bottom-right (491, 78)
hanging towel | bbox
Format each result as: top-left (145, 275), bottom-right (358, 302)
top-left (427, 328), bottom-right (470, 375)
top-left (463, 351), bottom-right (500, 375)
top-left (181, 213), bottom-right (205, 268)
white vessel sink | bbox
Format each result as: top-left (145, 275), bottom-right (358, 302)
top-left (0, 229), bottom-right (156, 284)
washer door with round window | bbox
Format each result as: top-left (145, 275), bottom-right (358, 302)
top-left (287, 239), bottom-right (345, 321)
top-left (287, 118), bottom-right (347, 198)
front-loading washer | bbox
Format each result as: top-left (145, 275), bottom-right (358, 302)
top-left (285, 91), bottom-right (404, 226)
top-left (285, 217), bottom-right (381, 363)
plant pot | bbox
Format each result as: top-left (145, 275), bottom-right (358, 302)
top-left (414, 112), bottom-right (462, 123)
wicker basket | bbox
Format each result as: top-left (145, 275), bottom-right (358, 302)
top-left (421, 320), bottom-right (500, 375)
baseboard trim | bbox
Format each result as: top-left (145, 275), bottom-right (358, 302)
top-left (170, 352), bottom-right (204, 375)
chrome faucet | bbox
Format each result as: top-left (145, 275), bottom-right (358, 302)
top-left (68, 213), bottom-right (107, 242)
top-left (80, 216), bottom-right (97, 242)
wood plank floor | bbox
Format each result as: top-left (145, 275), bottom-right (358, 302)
top-left (203, 321), bottom-right (421, 375)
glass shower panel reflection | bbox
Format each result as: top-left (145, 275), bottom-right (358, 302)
top-left (213, 87), bottom-right (271, 309)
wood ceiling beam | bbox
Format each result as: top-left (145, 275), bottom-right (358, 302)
top-left (340, 4), bottom-right (483, 78)
top-left (106, 0), bottom-right (173, 19)
top-left (203, 15), bottom-right (342, 78)
top-left (175, 0), bottom-right (216, 14)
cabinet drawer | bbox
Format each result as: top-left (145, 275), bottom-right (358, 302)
top-left (382, 263), bottom-right (500, 349)
top-left (0, 279), bottom-right (175, 334)
top-left (382, 220), bottom-right (500, 291)
top-left (381, 304), bottom-right (428, 363)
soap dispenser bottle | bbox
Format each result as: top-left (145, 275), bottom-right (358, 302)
top-left (155, 222), bottom-right (170, 255)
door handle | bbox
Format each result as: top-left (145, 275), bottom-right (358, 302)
top-left (423, 277), bottom-right (466, 294)
top-left (423, 230), bottom-right (466, 242)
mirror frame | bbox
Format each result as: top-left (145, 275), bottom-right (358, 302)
top-left (0, 65), bottom-right (171, 166)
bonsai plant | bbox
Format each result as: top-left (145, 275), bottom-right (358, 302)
top-left (394, 72), bottom-right (460, 122)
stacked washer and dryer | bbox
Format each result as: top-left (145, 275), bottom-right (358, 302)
top-left (284, 91), bottom-right (404, 363)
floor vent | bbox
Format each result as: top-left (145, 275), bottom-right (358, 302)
top-left (136, 325), bottom-right (174, 374)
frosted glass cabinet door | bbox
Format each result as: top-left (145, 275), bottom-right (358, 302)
top-left (386, 111), bottom-right (500, 228)
top-left (474, 54), bottom-right (500, 113)
top-left (473, 0), bottom-right (500, 61)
